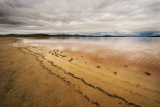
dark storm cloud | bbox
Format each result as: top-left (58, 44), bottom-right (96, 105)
top-left (0, 0), bottom-right (160, 34)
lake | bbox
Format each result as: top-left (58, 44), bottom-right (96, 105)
top-left (22, 37), bottom-right (160, 73)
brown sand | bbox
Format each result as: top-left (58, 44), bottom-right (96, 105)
top-left (0, 37), bottom-right (160, 107)
top-left (0, 38), bottom-right (93, 107)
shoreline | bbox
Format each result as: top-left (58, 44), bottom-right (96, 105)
top-left (14, 38), bottom-right (160, 106)
top-left (0, 37), bottom-right (160, 107)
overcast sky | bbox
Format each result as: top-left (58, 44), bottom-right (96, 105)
top-left (0, 0), bottom-right (160, 34)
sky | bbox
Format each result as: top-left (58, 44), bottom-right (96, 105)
top-left (0, 0), bottom-right (160, 34)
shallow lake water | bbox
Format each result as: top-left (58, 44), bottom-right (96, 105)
top-left (22, 37), bottom-right (160, 72)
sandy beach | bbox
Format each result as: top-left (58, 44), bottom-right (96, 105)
top-left (0, 37), bottom-right (160, 107)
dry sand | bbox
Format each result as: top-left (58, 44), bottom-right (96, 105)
top-left (0, 37), bottom-right (160, 107)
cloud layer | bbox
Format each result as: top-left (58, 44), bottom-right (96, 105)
top-left (0, 0), bottom-right (160, 34)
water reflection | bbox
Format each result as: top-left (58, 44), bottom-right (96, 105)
top-left (24, 36), bottom-right (160, 42)
top-left (22, 37), bottom-right (160, 72)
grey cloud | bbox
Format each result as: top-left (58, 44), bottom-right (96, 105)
top-left (0, 0), bottom-right (160, 34)
top-left (0, 18), bottom-right (25, 25)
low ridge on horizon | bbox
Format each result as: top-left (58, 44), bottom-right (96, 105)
top-left (1, 31), bottom-right (160, 37)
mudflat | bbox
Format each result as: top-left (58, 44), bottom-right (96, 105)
top-left (0, 37), bottom-right (160, 107)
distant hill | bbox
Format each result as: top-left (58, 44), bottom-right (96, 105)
top-left (0, 34), bottom-right (116, 37)
top-left (0, 31), bottom-right (160, 37)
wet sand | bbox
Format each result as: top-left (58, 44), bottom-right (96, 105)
top-left (0, 37), bottom-right (160, 107)
top-left (0, 38), bottom-right (93, 107)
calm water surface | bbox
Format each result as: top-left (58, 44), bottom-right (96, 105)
top-left (23, 37), bottom-right (160, 53)
top-left (22, 37), bottom-right (160, 71)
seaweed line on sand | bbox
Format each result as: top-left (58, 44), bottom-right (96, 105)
top-left (18, 47), bottom-right (100, 107)
top-left (19, 47), bottom-right (140, 107)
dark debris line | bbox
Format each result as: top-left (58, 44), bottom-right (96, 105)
top-left (22, 47), bottom-right (141, 107)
